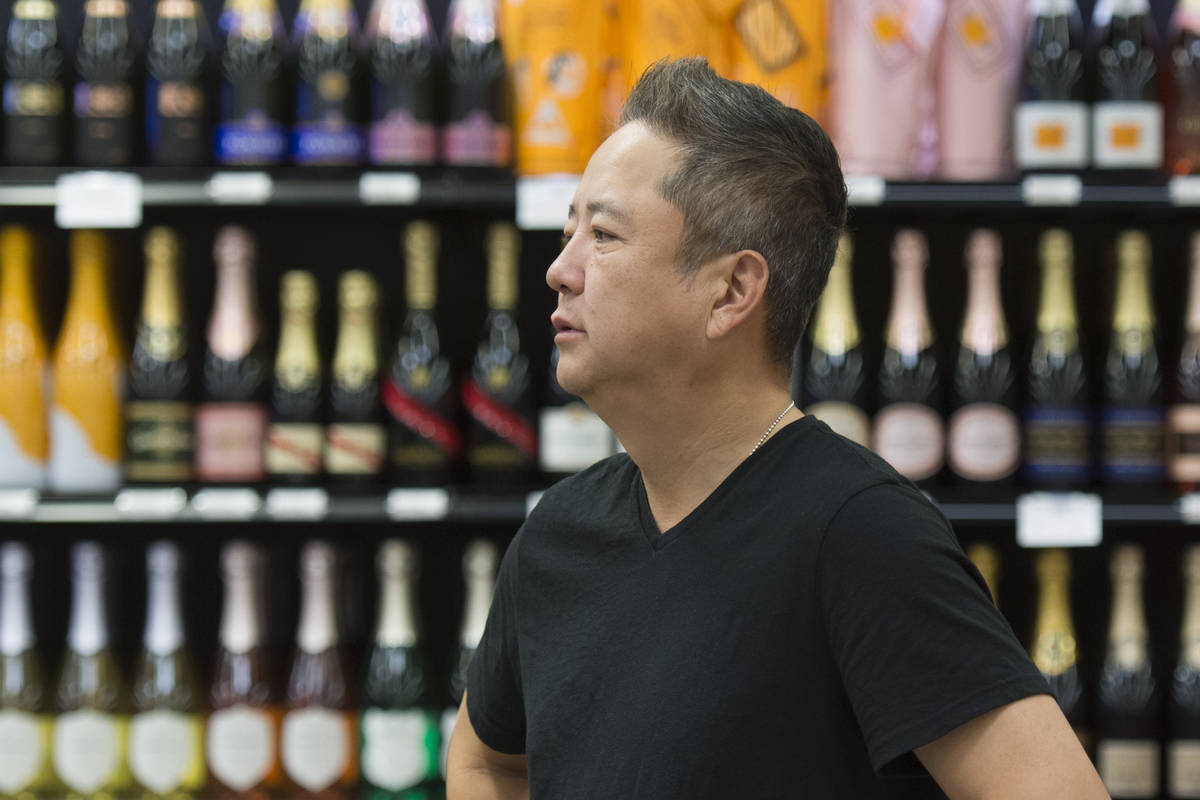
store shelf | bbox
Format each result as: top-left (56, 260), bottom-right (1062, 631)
top-left (846, 174), bottom-right (1199, 209)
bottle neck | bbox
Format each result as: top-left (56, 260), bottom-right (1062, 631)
top-left (145, 570), bottom-right (185, 656)
top-left (1183, 573), bottom-right (1200, 667)
top-left (0, 572), bottom-right (34, 657)
top-left (487, 259), bottom-right (517, 313)
top-left (1112, 262), bottom-right (1154, 335)
top-left (461, 569), bottom-right (495, 648)
top-left (298, 569), bottom-right (338, 654)
top-left (1187, 249), bottom-right (1200, 336)
top-left (275, 305), bottom-right (320, 387)
top-left (1038, 260), bottom-right (1079, 334)
top-left (0, 256), bottom-right (38, 325)
top-left (407, 260), bottom-right (436, 312)
top-left (208, 260), bottom-right (259, 361)
top-left (141, 260), bottom-right (182, 333)
top-left (1108, 574), bottom-right (1148, 669)
top-left (375, 570), bottom-right (419, 648)
top-left (65, 257), bottom-right (114, 327)
top-left (811, 261), bottom-right (859, 355)
top-left (219, 573), bottom-right (262, 655)
top-left (333, 306), bottom-right (378, 387)
top-left (962, 262), bottom-right (1007, 356)
top-left (68, 572), bottom-right (108, 657)
top-left (886, 261), bottom-right (931, 355)
top-left (1032, 575), bottom-right (1076, 675)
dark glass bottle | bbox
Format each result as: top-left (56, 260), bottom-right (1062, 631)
top-left (1170, 545), bottom-right (1200, 799)
top-left (1014, 0), bottom-right (1089, 170)
top-left (266, 271), bottom-right (324, 484)
top-left (1031, 548), bottom-right (1090, 754)
top-left (441, 0), bottom-right (510, 167)
top-left (326, 271), bottom-right (386, 484)
top-left (1171, 233), bottom-right (1200, 491)
top-left (1168, 0), bottom-right (1200, 174)
top-left (74, 0), bottom-right (139, 166)
top-left (292, 0), bottom-right (365, 165)
top-left (366, 0), bottom-right (438, 166)
top-left (146, 0), bottom-right (211, 166)
top-left (1091, 0), bottom-right (1163, 170)
top-left (216, 0), bottom-right (289, 165)
top-left (3, 0), bottom-right (66, 165)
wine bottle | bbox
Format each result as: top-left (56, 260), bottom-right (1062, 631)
top-left (947, 229), bottom-right (1021, 488)
top-left (360, 540), bottom-right (439, 796)
top-left (1172, 233), bottom-right (1200, 489)
top-left (196, 226), bottom-right (268, 484)
top-left (872, 229), bottom-right (943, 483)
top-left (3, 0), bottom-right (66, 165)
top-left (0, 226), bottom-right (49, 489)
top-left (266, 271), bottom-right (324, 483)
top-left (216, 0), bottom-right (289, 165)
top-left (1170, 545), bottom-right (1200, 799)
top-left (292, 0), bottom-right (365, 165)
top-left (442, 0), bottom-right (511, 167)
top-left (1091, 0), bottom-right (1164, 170)
top-left (50, 230), bottom-right (125, 494)
top-left (1096, 544), bottom-right (1161, 799)
top-left (803, 233), bottom-right (870, 448)
top-left (1025, 229), bottom-right (1091, 488)
top-left (366, 0), bottom-right (437, 165)
top-left (126, 227), bottom-right (194, 485)
top-left (1014, 0), bottom-right (1090, 170)
top-left (129, 542), bottom-right (205, 798)
top-left (1102, 231), bottom-right (1165, 485)
top-left (1169, 0), bottom-right (1200, 174)
top-left (1030, 548), bottom-right (1089, 751)
top-left (146, 0), bottom-right (211, 166)
top-left (464, 222), bottom-right (536, 484)
top-left (539, 342), bottom-right (614, 480)
top-left (326, 270), bottom-right (386, 482)
top-left (207, 542), bottom-right (281, 798)
top-left (281, 542), bottom-right (356, 796)
top-left (74, 0), bottom-right (139, 166)
top-left (0, 543), bottom-right (53, 798)
top-left (53, 542), bottom-right (130, 798)
top-left (965, 542), bottom-right (1001, 607)
top-left (386, 221), bottom-right (461, 486)
top-left (441, 539), bottom-right (498, 778)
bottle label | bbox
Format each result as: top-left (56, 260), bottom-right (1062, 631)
top-left (281, 706), bottom-right (352, 792)
top-left (52, 710), bottom-right (124, 794)
top-left (872, 403), bottom-right (944, 481)
top-left (146, 79), bottom-right (206, 164)
top-left (129, 710), bottom-right (204, 794)
top-left (4, 79), bottom-right (64, 117)
top-left (73, 82), bottom-right (134, 165)
top-left (369, 111), bottom-right (437, 165)
top-left (292, 126), bottom-right (365, 165)
top-left (265, 422), bottom-right (324, 476)
top-left (439, 707), bottom-right (457, 778)
top-left (216, 118), bottom-right (288, 165)
top-left (1014, 102), bottom-right (1089, 169)
top-left (1024, 406), bottom-right (1091, 483)
top-left (360, 708), bottom-right (437, 790)
top-left (325, 423), bottom-right (385, 475)
top-left (538, 403), bottom-right (613, 473)
top-left (195, 403), bottom-right (267, 482)
top-left (384, 379), bottom-right (463, 463)
top-left (804, 401), bottom-right (871, 448)
top-left (1171, 740), bottom-right (1200, 798)
top-left (463, 378), bottom-right (537, 469)
top-left (947, 403), bottom-right (1021, 481)
top-left (1102, 407), bottom-right (1165, 482)
top-left (1093, 101), bottom-right (1164, 169)
top-left (0, 710), bottom-right (48, 793)
top-left (125, 401), bottom-right (194, 482)
top-left (1169, 404), bottom-right (1200, 483)
top-left (49, 407), bottom-right (122, 492)
top-left (207, 706), bottom-right (275, 791)
top-left (1099, 738), bottom-right (1160, 798)
top-left (442, 109), bottom-right (511, 167)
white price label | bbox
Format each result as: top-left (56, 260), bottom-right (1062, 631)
top-left (265, 488), bottom-right (329, 520)
top-left (845, 174), bottom-right (886, 206)
top-left (1171, 176), bottom-right (1200, 206)
top-left (1021, 174), bottom-right (1083, 206)
top-left (205, 171), bottom-right (274, 204)
top-left (190, 488), bottom-right (261, 520)
top-left (1016, 492), bottom-right (1103, 548)
top-left (358, 172), bottom-right (420, 204)
top-left (56, 171), bottom-right (143, 228)
top-left (516, 174), bottom-right (579, 230)
top-left (115, 488), bottom-right (187, 519)
top-left (0, 489), bottom-right (37, 519)
top-left (386, 488), bottom-right (450, 521)
top-left (1182, 493), bottom-right (1200, 524)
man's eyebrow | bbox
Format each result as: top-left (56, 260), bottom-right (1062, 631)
top-left (565, 201), bottom-right (631, 225)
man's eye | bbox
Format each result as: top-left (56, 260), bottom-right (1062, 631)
top-left (593, 228), bottom-right (611, 243)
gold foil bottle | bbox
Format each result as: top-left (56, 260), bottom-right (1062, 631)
top-left (0, 226), bottom-right (49, 488)
top-left (965, 542), bottom-right (1001, 607)
top-left (266, 271), bottom-right (324, 481)
top-left (1030, 548), bottom-right (1089, 752)
top-left (326, 270), bottom-right (385, 480)
top-left (1170, 232), bottom-right (1200, 487)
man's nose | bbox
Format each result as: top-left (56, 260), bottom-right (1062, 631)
top-left (547, 236), bottom-right (584, 295)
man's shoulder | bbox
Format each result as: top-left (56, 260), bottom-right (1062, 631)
top-left (527, 453), bottom-right (639, 526)
top-left (770, 416), bottom-right (917, 504)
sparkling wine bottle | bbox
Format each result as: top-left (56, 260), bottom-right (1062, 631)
top-left (146, 0), bottom-right (211, 165)
top-left (538, 342), bottom-right (614, 480)
top-left (1014, 0), bottom-right (1090, 170)
top-left (3, 0), bottom-right (66, 165)
top-left (1171, 0), bottom-right (1200, 174)
top-left (292, 0), bottom-right (365, 165)
top-left (0, 226), bottom-right (48, 489)
top-left (216, 0), bottom-right (289, 165)
top-left (1091, 0), bottom-right (1164, 170)
top-left (442, 0), bottom-right (510, 167)
top-left (74, 0), bottom-right (139, 166)
top-left (965, 542), bottom-right (1000, 607)
top-left (1170, 232), bottom-right (1200, 489)
top-left (326, 271), bottom-right (386, 482)
top-left (366, 0), bottom-right (437, 166)
top-left (266, 271), bottom-right (324, 483)
top-left (1170, 545), bottom-right (1200, 799)
top-left (1031, 548), bottom-right (1089, 752)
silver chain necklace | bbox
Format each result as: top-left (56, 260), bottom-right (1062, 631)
top-left (749, 401), bottom-right (795, 457)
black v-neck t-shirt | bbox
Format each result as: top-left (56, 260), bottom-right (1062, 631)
top-left (467, 415), bottom-right (1048, 798)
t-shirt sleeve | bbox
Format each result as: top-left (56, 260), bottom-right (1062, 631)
top-left (817, 482), bottom-right (1050, 776)
top-left (466, 530), bottom-right (527, 755)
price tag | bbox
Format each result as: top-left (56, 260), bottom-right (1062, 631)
top-left (1021, 174), bottom-right (1083, 206)
top-left (386, 488), bottom-right (450, 521)
top-left (190, 488), bottom-right (261, 520)
top-left (1170, 176), bottom-right (1200, 206)
top-left (0, 489), bottom-right (38, 519)
top-left (55, 171), bottom-right (143, 228)
top-left (516, 175), bottom-right (579, 231)
top-left (1180, 493), bottom-right (1200, 524)
top-left (266, 488), bottom-right (329, 520)
top-left (1016, 492), bottom-right (1103, 548)
top-left (845, 174), bottom-right (886, 206)
top-left (205, 171), bottom-right (274, 204)
top-left (358, 172), bottom-right (421, 205)
top-left (115, 488), bottom-right (187, 519)
top-left (526, 490), bottom-right (545, 517)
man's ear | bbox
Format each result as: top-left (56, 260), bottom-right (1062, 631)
top-left (707, 250), bottom-right (769, 341)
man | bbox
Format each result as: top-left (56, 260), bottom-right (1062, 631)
top-left (447, 58), bottom-right (1108, 799)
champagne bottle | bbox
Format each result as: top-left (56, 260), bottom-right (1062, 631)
top-left (1031, 548), bottom-right (1089, 751)
top-left (216, 0), bottom-right (289, 165)
top-left (50, 231), bottom-right (125, 494)
top-left (292, 0), bottom-right (365, 165)
top-left (1014, 0), bottom-right (1090, 170)
top-left (196, 226), bottom-right (268, 484)
top-left (366, 0), bottom-right (437, 166)
top-left (803, 233), bottom-right (870, 448)
top-left (0, 543), bottom-right (53, 797)
top-left (0, 226), bottom-right (49, 489)
top-left (1091, 0), bottom-right (1164, 170)
top-left (1169, 0), bottom-right (1200, 174)
top-left (74, 0), bottom-right (139, 166)
top-left (207, 542), bottom-right (281, 798)
top-left (326, 270), bottom-right (386, 482)
top-left (1170, 545), bottom-right (1200, 799)
top-left (3, 0), bottom-right (66, 165)
top-left (441, 539), bottom-right (498, 778)
top-left (386, 221), bottom-right (461, 486)
top-left (1025, 229), bottom-right (1091, 488)
top-left (146, 0), bottom-right (211, 166)
top-left (872, 229), bottom-right (943, 483)
top-left (266, 271), bottom-right (324, 483)
top-left (53, 542), bottom-right (130, 799)
top-left (129, 542), bottom-right (205, 798)
top-left (1172, 232), bottom-right (1200, 489)
top-left (539, 342), bottom-right (614, 480)
top-left (1096, 545), bottom-right (1161, 799)
top-left (360, 540), bottom-right (439, 796)
top-left (126, 227), bottom-right (193, 485)
top-left (464, 223), bottom-right (536, 484)
top-left (947, 230), bottom-right (1021, 488)
top-left (965, 542), bottom-right (1001, 607)
top-left (441, 0), bottom-right (511, 167)
top-left (281, 542), bottom-right (356, 796)
top-left (1102, 231), bottom-right (1165, 485)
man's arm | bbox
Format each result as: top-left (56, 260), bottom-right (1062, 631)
top-left (915, 694), bottom-right (1110, 800)
top-left (446, 691), bottom-right (530, 800)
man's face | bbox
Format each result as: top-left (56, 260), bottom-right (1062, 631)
top-left (547, 122), bottom-right (706, 402)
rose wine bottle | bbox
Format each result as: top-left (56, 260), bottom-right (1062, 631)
top-left (366, 0), bottom-right (437, 166)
